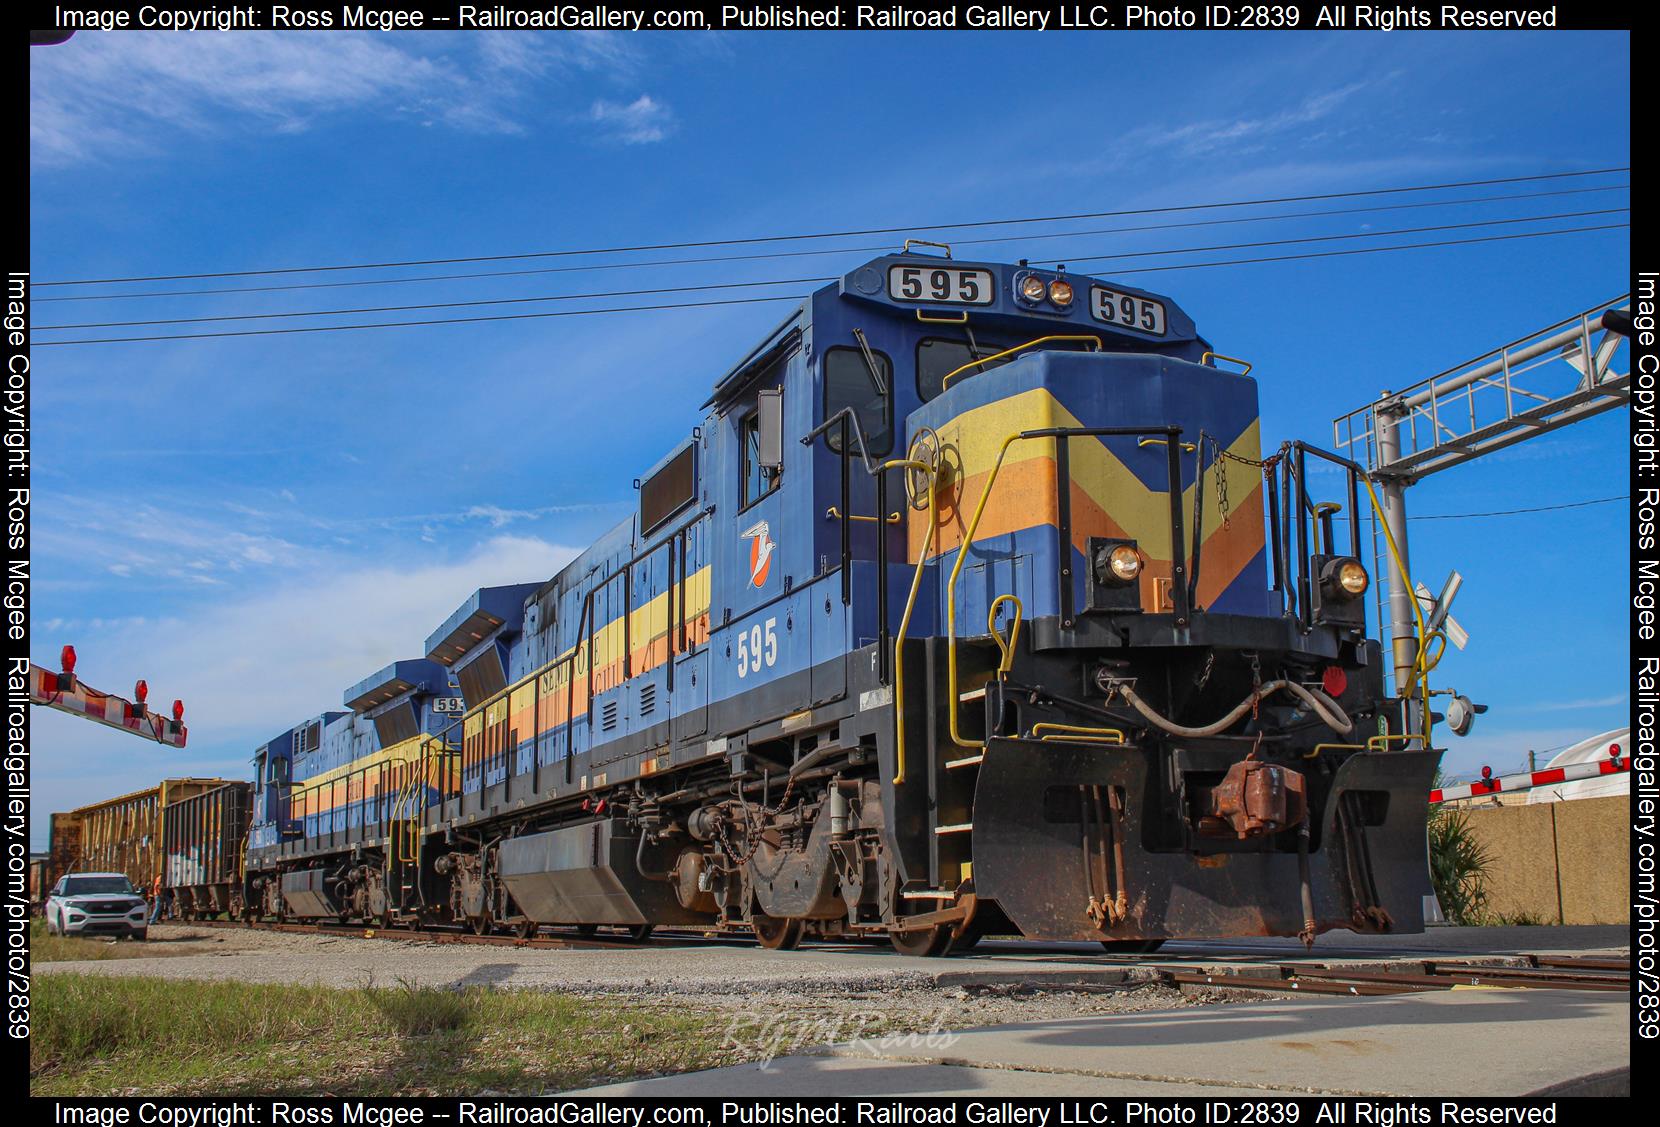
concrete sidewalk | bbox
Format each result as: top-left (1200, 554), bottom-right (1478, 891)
top-left (578, 989), bottom-right (1629, 1097)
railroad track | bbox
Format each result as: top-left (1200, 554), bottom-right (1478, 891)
top-left (1160, 954), bottom-right (1632, 996)
top-left (168, 919), bottom-right (1631, 999)
top-left (179, 917), bottom-right (742, 951)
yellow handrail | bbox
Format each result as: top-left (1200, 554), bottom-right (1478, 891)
top-left (826, 506), bottom-right (901, 524)
top-left (1201, 351), bottom-right (1253, 376)
top-left (888, 453), bottom-right (939, 787)
top-left (1031, 723), bottom-right (1126, 745)
top-left (945, 433), bottom-right (1027, 749)
top-left (988, 595), bottom-right (1022, 679)
top-left (939, 335), bottom-right (1103, 391)
top-left (1307, 741), bottom-right (1366, 760)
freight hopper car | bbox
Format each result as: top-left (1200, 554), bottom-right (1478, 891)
top-left (30, 813), bottom-right (81, 911)
top-left (245, 252), bottom-right (1442, 954)
top-left (58, 778), bottom-right (232, 897)
top-left (162, 782), bottom-right (252, 919)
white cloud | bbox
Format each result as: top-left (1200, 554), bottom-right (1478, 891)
top-left (1146, 80), bottom-right (1379, 159)
top-left (29, 533), bottom-right (579, 843)
top-left (34, 489), bottom-right (624, 591)
top-left (33, 33), bottom-right (441, 164)
top-left (30, 31), bottom-right (647, 166)
top-left (33, 494), bottom-right (315, 587)
top-left (589, 95), bottom-right (674, 145)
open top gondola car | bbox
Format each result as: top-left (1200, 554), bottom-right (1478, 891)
top-left (242, 251), bottom-right (1440, 954)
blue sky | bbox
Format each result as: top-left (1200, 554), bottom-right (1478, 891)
top-left (28, 30), bottom-right (1630, 843)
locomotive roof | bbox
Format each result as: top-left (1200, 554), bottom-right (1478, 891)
top-left (424, 583), bottom-right (542, 666)
top-left (342, 658), bottom-right (450, 713)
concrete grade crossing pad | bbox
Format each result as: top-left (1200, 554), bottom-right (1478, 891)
top-left (579, 990), bottom-right (1630, 1097)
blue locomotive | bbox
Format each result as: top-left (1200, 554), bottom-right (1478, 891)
top-left (238, 250), bottom-right (1440, 954)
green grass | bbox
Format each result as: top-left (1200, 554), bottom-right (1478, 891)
top-left (28, 919), bottom-right (183, 964)
top-left (30, 974), bottom-right (734, 1096)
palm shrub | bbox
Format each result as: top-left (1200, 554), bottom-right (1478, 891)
top-left (1426, 784), bottom-right (1493, 925)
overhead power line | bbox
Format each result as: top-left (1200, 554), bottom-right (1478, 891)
top-left (1113, 221), bottom-right (1626, 277)
top-left (38, 166), bottom-right (1628, 289)
top-left (1410, 495), bottom-right (1627, 520)
top-left (1046, 207), bottom-right (1625, 269)
top-left (31, 182), bottom-right (1631, 305)
top-left (34, 221), bottom-right (1627, 347)
top-left (35, 276), bottom-right (830, 332)
top-left (35, 208), bottom-right (1627, 334)
top-left (37, 294), bottom-right (804, 347)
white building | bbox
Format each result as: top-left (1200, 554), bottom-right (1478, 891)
top-left (1526, 727), bottom-right (1630, 803)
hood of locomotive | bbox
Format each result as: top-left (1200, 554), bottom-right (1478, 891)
top-left (902, 346), bottom-right (1271, 638)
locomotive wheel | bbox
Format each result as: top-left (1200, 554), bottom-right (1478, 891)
top-left (751, 915), bottom-right (804, 951)
top-left (515, 920), bottom-right (538, 940)
top-left (951, 919), bottom-right (986, 952)
top-left (1100, 939), bottom-right (1165, 954)
top-left (626, 924), bottom-right (654, 943)
top-left (889, 922), bottom-right (954, 958)
top-left (470, 914), bottom-right (492, 936)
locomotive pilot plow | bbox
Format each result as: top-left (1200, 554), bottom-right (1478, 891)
top-left (968, 737), bottom-right (1442, 945)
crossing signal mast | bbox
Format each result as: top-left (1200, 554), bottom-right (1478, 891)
top-left (28, 645), bottom-right (188, 748)
top-left (1333, 295), bottom-right (1631, 739)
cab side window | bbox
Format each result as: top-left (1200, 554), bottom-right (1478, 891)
top-left (741, 410), bottom-right (778, 508)
top-left (823, 347), bottom-right (892, 457)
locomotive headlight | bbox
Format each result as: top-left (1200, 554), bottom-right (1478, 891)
top-left (1320, 557), bottom-right (1369, 600)
top-left (1019, 275), bottom-right (1047, 303)
top-left (1048, 279), bottom-right (1075, 307)
top-left (1096, 543), bottom-right (1143, 586)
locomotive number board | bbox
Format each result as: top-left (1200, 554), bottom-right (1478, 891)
top-left (1090, 286), bottom-right (1168, 336)
top-left (886, 264), bottom-right (996, 305)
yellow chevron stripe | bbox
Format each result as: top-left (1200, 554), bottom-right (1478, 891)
top-left (913, 386), bottom-right (1263, 564)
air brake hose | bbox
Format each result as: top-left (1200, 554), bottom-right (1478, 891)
top-left (1115, 679), bottom-right (1354, 740)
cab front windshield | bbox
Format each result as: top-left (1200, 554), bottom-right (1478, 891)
top-left (63, 876), bottom-right (136, 896)
top-left (916, 334), bottom-right (1106, 402)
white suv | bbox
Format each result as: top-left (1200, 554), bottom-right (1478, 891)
top-left (44, 872), bottom-right (149, 940)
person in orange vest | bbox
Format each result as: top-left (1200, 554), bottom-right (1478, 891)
top-left (148, 874), bottom-right (164, 924)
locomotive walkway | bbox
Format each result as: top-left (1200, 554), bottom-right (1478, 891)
top-left (576, 988), bottom-right (1630, 1098)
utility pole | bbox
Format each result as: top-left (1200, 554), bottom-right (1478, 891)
top-left (1373, 399), bottom-right (1420, 728)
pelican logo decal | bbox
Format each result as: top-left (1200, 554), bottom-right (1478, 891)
top-left (741, 520), bottom-right (775, 589)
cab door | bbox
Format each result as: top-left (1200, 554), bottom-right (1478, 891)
top-left (712, 358), bottom-right (806, 712)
